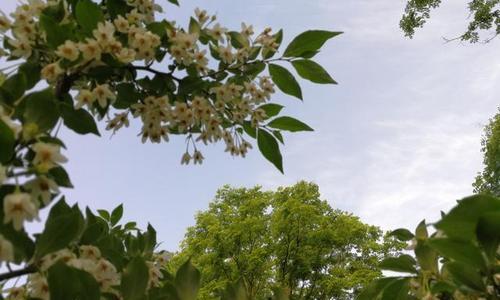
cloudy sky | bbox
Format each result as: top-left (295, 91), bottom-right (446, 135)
top-left (4, 0), bottom-right (500, 250)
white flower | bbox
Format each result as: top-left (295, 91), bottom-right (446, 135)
top-left (75, 89), bottom-right (96, 109)
top-left (116, 48), bottom-right (136, 64)
top-left (106, 113), bottom-right (129, 133)
top-left (93, 21), bottom-right (116, 46)
top-left (55, 40), bottom-right (80, 61)
top-left (194, 8), bottom-right (209, 25)
top-left (27, 273), bottom-right (49, 300)
top-left (32, 142), bottom-right (68, 170)
top-left (78, 39), bottom-right (101, 61)
top-left (193, 150), bottom-right (204, 165)
top-left (154, 251), bottom-right (172, 265)
top-left (241, 22), bottom-right (254, 37)
top-left (13, 22), bottom-right (37, 40)
top-left (126, 8), bottom-right (144, 24)
top-left (0, 164), bottom-right (6, 184)
top-left (0, 234), bottom-right (14, 264)
top-left (93, 259), bottom-right (120, 290)
top-left (218, 45), bottom-right (234, 64)
top-left (93, 84), bottom-right (116, 108)
top-left (210, 23), bottom-right (227, 42)
top-left (0, 13), bottom-right (11, 32)
top-left (9, 38), bottom-right (32, 58)
top-left (0, 106), bottom-right (22, 138)
top-left (181, 152), bottom-right (191, 165)
top-left (24, 176), bottom-right (59, 206)
top-left (79, 245), bottom-right (101, 260)
top-left (113, 15), bottom-right (129, 33)
top-left (147, 261), bottom-right (163, 288)
top-left (3, 192), bottom-right (38, 231)
top-left (41, 62), bottom-right (63, 82)
top-left (6, 287), bottom-right (26, 300)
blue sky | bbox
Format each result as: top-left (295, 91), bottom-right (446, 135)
top-left (4, 1), bottom-right (499, 250)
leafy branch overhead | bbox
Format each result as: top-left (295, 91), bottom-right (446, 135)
top-left (0, 0), bottom-right (341, 173)
top-left (401, 0), bottom-right (500, 43)
top-left (0, 0), bottom-right (342, 298)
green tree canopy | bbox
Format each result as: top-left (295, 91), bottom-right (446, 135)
top-left (173, 182), bottom-right (401, 300)
top-left (401, 0), bottom-right (500, 43)
top-left (473, 108), bottom-right (500, 197)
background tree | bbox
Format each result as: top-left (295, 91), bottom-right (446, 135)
top-left (401, 0), bottom-right (500, 43)
top-left (173, 182), bottom-right (401, 300)
top-left (473, 108), bottom-right (500, 197)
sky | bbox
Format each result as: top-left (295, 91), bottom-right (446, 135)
top-left (3, 0), bottom-right (500, 251)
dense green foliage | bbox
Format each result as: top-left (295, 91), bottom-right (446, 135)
top-left (172, 182), bottom-right (401, 300)
top-left (358, 194), bottom-right (500, 299)
top-left (401, 0), bottom-right (500, 42)
top-left (474, 109), bottom-right (500, 197)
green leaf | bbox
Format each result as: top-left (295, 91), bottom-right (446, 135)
top-left (107, 0), bottom-right (131, 18)
top-left (436, 194), bottom-right (500, 241)
top-left (381, 278), bottom-right (410, 300)
top-left (60, 104), bottom-right (100, 136)
top-left (18, 62), bottom-right (41, 89)
top-left (48, 262), bottom-right (101, 300)
top-left (110, 204), bottom-right (124, 226)
top-left (268, 116), bottom-right (313, 132)
top-left (229, 31), bottom-right (249, 49)
top-left (189, 17), bottom-right (201, 36)
top-left (445, 262), bottom-right (486, 291)
top-left (273, 130), bottom-right (284, 144)
top-left (114, 83), bottom-right (140, 109)
top-left (39, 14), bottom-right (72, 48)
top-left (415, 219), bottom-right (428, 240)
top-left (0, 217), bottom-right (35, 264)
top-left (242, 121), bottom-right (256, 139)
top-left (379, 255), bottom-right (417, 274)
top-left (356, 277), bottom-right (400, 300)
top-left (428, 238), bottom-right (486, 270)
top-left (35, 199), bottom-right (84, 259)
top-left (167, 0), bottom-right (179, 5)
top-left (476, 211), bottom-right (500, 259)
top-left (121, 257), bottom-right (150, 300)
top-left (97, 209), bottom-right (110, 221)
top-left (80, 208), bottom-right (109, 244)
top-left (245, 61), bottom-right (266, 78)
top-left (76, 0), bottom-right (104, 33)
top-left (389, 228), bottom-right (414, 241)
top-left (292, 59), bottom-right (337, 84)
top-left (2, 73), bottom-right (27, 103)
top-left (175, 259), bottom-right (201, 300)
top-left (0, 120), bottom-right (15, 164)
top-left (48, 166), bottom-right (73, 188)
top-left (269, 64), bottom-right (302, 100)
top-left (284, 30), bottom-right (342, 57)
top-left (23, 89), bottom-right (60, 131)
top-left (414, 240), bottom-right (438, 273)
top-left (258, 129), bottom-right (283, 173)
top-left (258, 103), bottom-right (284, 119)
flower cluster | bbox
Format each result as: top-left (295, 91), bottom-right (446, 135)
top-left (0, 0), bottom-right (289, 165)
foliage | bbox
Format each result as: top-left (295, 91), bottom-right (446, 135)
top-left (0, 0), bottom-right (340, 298)
top-left (400, 0), bottom-right (500, 43)
top-left (172, 182), bottom-right (402, 300)
top-left (474, 108), bottom-right (500, 197)
top-left (357, 194), bottom-right (500, 299)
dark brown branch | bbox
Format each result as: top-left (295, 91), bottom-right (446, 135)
top-left (0, 265), bottom-right (37, 282)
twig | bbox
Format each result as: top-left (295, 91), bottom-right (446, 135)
top-left (0, 265), bottom-right (37, 282)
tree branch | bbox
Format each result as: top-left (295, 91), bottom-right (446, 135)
top-left (0, 265), bottom-right (37, 282)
